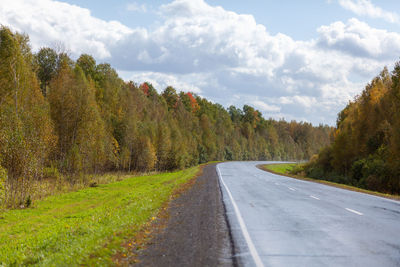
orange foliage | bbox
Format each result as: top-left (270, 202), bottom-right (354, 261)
top-left (140, 83), bottom-right (149, 96)
top-left (186, 92), bottom-right (200, 112)
top-left (253, 111), bottom-right (260, 125)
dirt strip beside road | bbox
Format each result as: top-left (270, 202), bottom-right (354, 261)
top-left (133, 163), bottom-right (235, 267)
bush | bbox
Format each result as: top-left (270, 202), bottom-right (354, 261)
top-left (303, 149), bottom-right (334, 179)
top-left (25, 195), bottom-right (32, 208)
top-left (290, 164), bottom-right (305, 175)
top-left (351, 159), bottom-right (365, 182)
top-left (42, 166), bottom-right (60, 180)
top-left (325, 172), bottom-right (348, 184)
top-left (89, 180), bottom-right (98, 187)
top-left (224, 147), bottom-right (233, 161)
top-left (306, 166), bottom-right (324, 179)
top-left (362, 156), bottom-right (387, 178)
top-left (0, 165), bottom-right (6, 207)
top-left (350, 155), bottom-right (395, 192)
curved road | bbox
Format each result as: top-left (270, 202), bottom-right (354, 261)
top-left (217, 161), bottom-right (400, 267)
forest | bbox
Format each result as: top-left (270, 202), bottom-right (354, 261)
top-left (304, 62), bottom-right (400, 194)
top-left (0, 26), bottom-right (332, 208)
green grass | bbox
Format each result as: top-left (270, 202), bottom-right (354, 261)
top-left (0, 166), bottom-right (200, 266)
top-left (263, 163), bottom-right (297, 175)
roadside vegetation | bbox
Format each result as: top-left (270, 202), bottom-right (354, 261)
top-left (0, 26), bottom-right (332, 209)
top-left (262, 163), bottom-right (298, 175)
top-left (303, 62), bottom-right (400, 195)
top-left (0, 166), bottom-right (199, 266)
top-left (260, 163), bottom-right (400, 201)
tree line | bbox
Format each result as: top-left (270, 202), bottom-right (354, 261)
top-left (304, 61), bottom-right (400, 194)
top-left (0, 27), bottom-right (332, 207)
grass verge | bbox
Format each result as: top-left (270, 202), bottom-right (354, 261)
top-left (0, 165), bottom-right (201, 266)
top-left (258, 163), bottom-right (400, 201)
top-left (262, 163), bottom-right (297, 175)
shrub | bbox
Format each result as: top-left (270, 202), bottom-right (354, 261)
top-left (290, 164), bottom-right (305, 175)
top-left (362, 156), bottom-right (386, 178)
top-left (306, 166), bottom-right (324, 179)
top-left (350, 155), bottom-right (395, 192)
top-left (42, 166), bottom-right (60, 180)
top-left (0, 165), bottom-right (6, 207)
top-left (224, 147), bottom-right (233, 161)
top-left (89, 180), bottom-right (98, 187)
top-left (351, 159), bottom-right (365, 182)
top-left (325, 172), bottom-right (348, 184)
top-left (25, 195), bottom-right (32, 208)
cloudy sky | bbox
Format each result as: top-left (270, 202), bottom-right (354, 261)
top-left (1, 0), bottom-right (400, 125)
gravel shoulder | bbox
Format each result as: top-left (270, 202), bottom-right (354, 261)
top-left (132, 163), bottom-right (235, 267)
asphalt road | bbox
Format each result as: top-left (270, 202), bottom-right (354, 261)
top-left (217, 161), bottom-right (400, 267)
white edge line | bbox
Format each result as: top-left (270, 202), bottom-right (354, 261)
top-left (288, 187), bottom-right (295, 191)
top-left (310, 195), bottom-right (320, 200)
top-left (345, 208), bottom-right (363, 215)
top-left (216, 165), bottom-right (264, 267)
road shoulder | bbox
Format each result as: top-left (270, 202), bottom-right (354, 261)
top-left (131, 163), bottom-right (235, 267)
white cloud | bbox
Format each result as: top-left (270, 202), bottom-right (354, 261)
top-left (119, 71), bottom-right (203, 94)
top-left (250, 100), bottom-right (280, 113)
top-left (338, 0), bottom-right (399, 23)
top-left (0, 0), bottom-right (133, 58)
top-left (1, 0), bottom-right (399, 124)
top-left (317, 18), bottom-right (400, 59)
top-left (126, 2), bottom-right (147, 13)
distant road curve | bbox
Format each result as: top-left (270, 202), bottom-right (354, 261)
top-left (217, 161), bottom-right (400, 267)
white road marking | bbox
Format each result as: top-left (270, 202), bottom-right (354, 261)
top-left (345, 208), bottom-right (363, 215)
top-left (288, 187), bottom-right (296, 191)
top-left (217, 165), bottom-right (264, 267)
top-left (310, 195), bottom-right (320, 200)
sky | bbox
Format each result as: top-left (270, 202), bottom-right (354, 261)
top-left (1, 0), bottom-right (400, 125)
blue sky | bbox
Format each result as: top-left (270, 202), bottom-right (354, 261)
top-left (1, 0), bottom-right (400, 125)
top-left (62, 0), bottom-right (400, 39)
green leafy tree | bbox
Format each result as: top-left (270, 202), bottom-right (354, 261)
top-left (162, 86), bottom-right (179, 110)
top-left (34, 47), bottom-right (58, 96)
top-left (76, 54), bottom-right (97, 79)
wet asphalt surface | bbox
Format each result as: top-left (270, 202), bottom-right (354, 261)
top-left (218, 161), bottom-right (400, 267)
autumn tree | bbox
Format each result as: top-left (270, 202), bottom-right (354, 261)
top-left (0, 27), bottom-right (56, 207)
top-left (0, 28), bottom-right (335, 206)
top-left (162, 86), bottom-right (179, 110)
top-left (49, 60), bottom-right (107, 177)
top-left (305, 63), bottom-right (400, 194)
